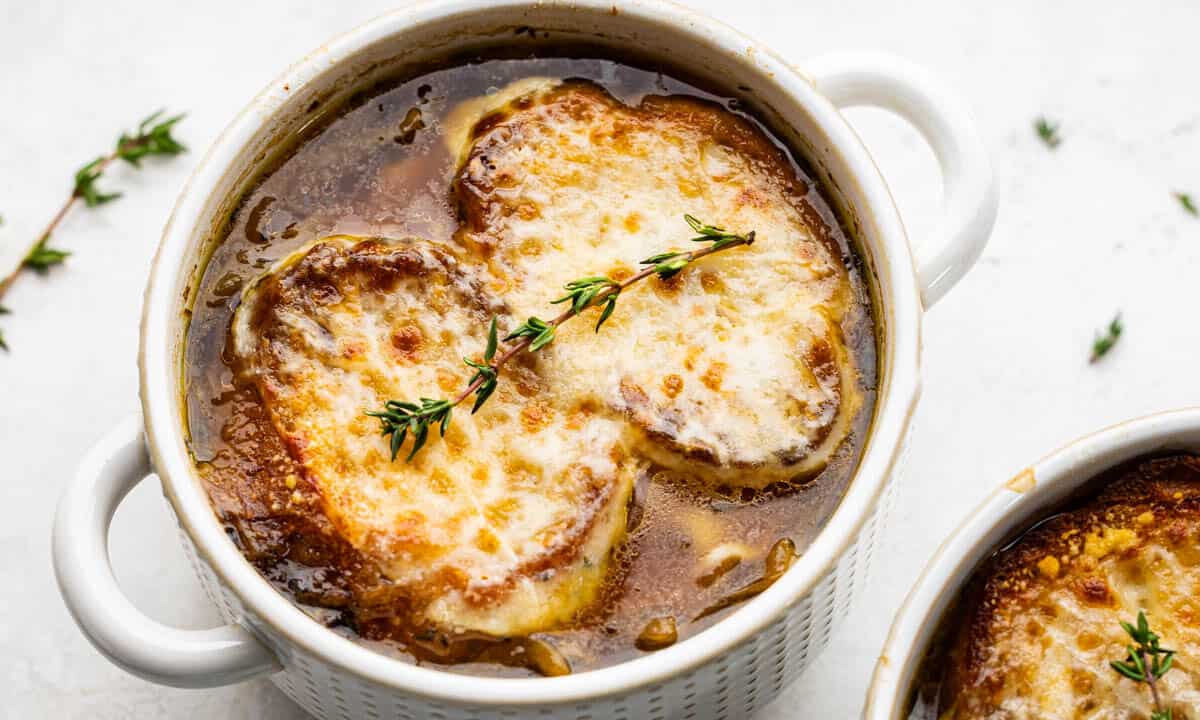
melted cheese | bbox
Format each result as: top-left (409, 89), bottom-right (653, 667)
top-left (942, 464), bottom-right (1200, 719)
top-left (233, 237), bottom-right (636, 636)
top-left (442, 76), bottom-right (560, 165)
top-left (455, 80), bottom-right (861, 487)
top-left (978, 539), bottom-right (1200, 718)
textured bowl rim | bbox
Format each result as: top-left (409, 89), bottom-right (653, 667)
top-left (864, 407), bottom-right (1200, 719)
top-left (140, 0), bottom-right (923, 706)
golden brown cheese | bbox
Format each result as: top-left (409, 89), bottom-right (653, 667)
top-left (454, 80), bottom-right (861, 487)
top-left (233, 237), bottom-right (637, 636)
top-left (941, 456), bottom-right (1200, 719)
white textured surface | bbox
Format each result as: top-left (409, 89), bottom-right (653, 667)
top-left (2, 0), bottom-right (1198, 717)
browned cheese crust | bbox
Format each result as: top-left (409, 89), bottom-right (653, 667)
top-left (942, 456), bottom-right (1200, 719)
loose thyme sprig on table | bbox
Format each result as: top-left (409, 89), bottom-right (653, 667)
top-left (1090, 312), bottom-right (1123, 364)
top-left (1111, 611), bottom-right (1177, 720)
top-left (366, 214), bottom-right (756, 461)
top-left (0, 110), bottom-right (186, 351)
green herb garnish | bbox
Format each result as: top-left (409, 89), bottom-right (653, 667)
top-left (73, 158), bottom-right (123, 208)
top-left (1090, 313), bottom-right (1123, 363)
top-left (1035, 116), bottom-right (1062, 149)
top-left (365, 399), bottom-right (454, 463)
top-left (115, 110), bottom-right (186, 167)
top-left (642, 214), bottom-right (755, 280)
top-left (504, 316), bottom-right (557, 352)
top-left (24, 236), bottom-right (71, 274)
top-left (552, 276), bottom-right (621, 331)
top-left (1175, 192), bottom-right (1198, 217)
top-left (1111, 611), bottom-right (1176, 720)
top-left (462, 316), bottom-right (500, 413)
top-left (367, 214), bottom-right (756, 461)
top-left (0, 109), bottom-right (186, 351)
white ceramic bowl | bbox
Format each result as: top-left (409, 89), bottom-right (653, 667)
top-left (865, 408), bottom-right (1200, 719)
top-left (52, 1), bottom-right (996, 718)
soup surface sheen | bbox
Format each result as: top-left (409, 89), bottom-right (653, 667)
top-left (185, 52), bottom-right (877, 676)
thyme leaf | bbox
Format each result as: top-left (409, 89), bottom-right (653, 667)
top-left (552, 276), bottom-right (621, 330)
top-left (365, 398), bottom-right (454, 462)
top-left (24, 236), bottom-right (71, 273)
top-left (73, 158), bottom-right (122, 207)
top-left (116, 110), bottom-right (187, 167)
top-left (1175, 191), bottom-right (1197, 217)
top-left (483, 314), bottom-right (498, 362)
top-left (463, 317), bottom-right (500, 413)
top-left (505, 316), bottom-right (556, 351)
top-left (1035, 116), bottom-right (1062, 149)
top-left (1089, 312), bottom-right (1123, 364)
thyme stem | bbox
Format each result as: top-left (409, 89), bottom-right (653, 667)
top-left (1144, 650), bottom-right (1165, 716)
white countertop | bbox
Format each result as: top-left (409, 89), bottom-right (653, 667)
top-left (3, 0), bottom-right (1199, 717)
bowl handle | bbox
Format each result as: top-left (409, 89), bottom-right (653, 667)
top-left (53, 414), bottom-right (279, 687)
top-left (806, 52), bottom-right (998, 308)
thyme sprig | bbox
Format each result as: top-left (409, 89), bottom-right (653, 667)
top-left (1035, 116), bottom-right (1062, 149)
top-left (0, 109), bottom-right (186, 351)
top-left (1090, 312), bottom-right (1123, 364)
top-left (367, 214), bottom-right (756, 461)
top-left (1111, 611), bottom-right (1176, 719)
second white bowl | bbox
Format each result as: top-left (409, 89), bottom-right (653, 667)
top-left (865, 407), bottom-right (1200, 719)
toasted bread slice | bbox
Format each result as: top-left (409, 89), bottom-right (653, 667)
top-left (453, 80), bottom-right (861, 487)
top-left (232, 237), bottom-right (636, 636)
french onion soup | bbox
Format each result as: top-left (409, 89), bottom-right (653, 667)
top-left (184, 51), bottom-right (878, 677)
top-left (908, 455), bottom-right (1200, 719)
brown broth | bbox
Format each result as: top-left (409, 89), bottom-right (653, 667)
top-left (184, 52), bottom-right (878, 677)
